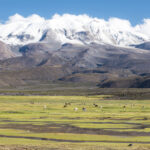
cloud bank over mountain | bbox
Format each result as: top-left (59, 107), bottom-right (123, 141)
top-left (0, 13), bottom-right (150, 46)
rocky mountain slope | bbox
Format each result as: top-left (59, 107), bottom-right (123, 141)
top-left (0, 41), bottom-right (16, 60)
top-left (135, 42), bottom-right (150, 50)
top-left (0, 40), bottom-right (149, 88)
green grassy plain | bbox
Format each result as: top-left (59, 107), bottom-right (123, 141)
top-left (0, 95), bottom-right (150, 149)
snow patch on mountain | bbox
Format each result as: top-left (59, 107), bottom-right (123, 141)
top-left (0, 13), bottom-right (150, 46)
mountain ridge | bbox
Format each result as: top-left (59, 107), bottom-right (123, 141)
top-left (0, 14), bottom-right (150, 88)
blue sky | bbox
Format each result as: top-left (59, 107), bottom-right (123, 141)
top-left (0, 0), bottom-right (150, 25)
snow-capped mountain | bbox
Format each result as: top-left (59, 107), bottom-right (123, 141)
top-left (0, 13), bottom-right (150, 46)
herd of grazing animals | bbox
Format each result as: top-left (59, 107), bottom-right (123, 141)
top-left (61, 102), bottom-right (145, 112)
top-left (63, 102), bottom-right (103, 111)
top-left (36, 102), bottom-right (145, 112)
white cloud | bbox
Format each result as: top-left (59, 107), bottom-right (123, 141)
top-left (108, 18), bottom-right (133, 31)
top-left (135, 19), bottom-right (150, 36)
top-left (7, 14), bottom-right (25, 23)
